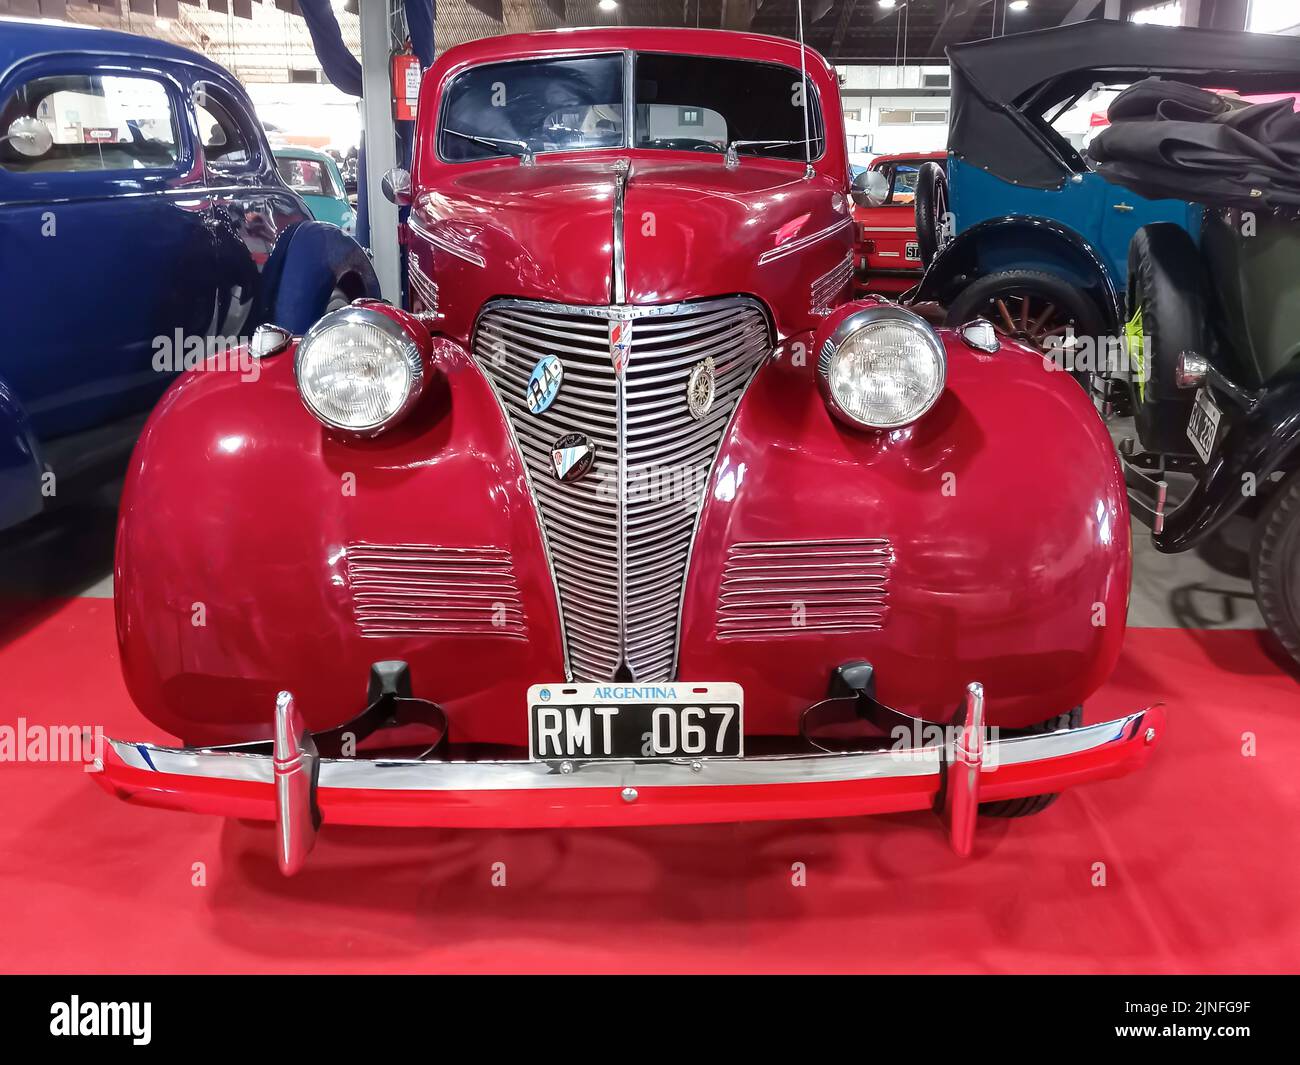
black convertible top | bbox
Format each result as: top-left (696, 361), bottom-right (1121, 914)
top-left (948, 20), bottom-right (1300, 190)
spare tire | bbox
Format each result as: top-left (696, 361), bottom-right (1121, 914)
top-left (1126, 223), bottom-right (1208, 456)
top-left (914, 161), bottom-right (949, 267)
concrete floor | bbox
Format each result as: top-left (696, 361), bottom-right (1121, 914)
top-left (0, 473), bottom-right (1264, 630)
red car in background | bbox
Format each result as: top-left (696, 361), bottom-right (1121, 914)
top-left (853, 151), bottom-right (946, 295)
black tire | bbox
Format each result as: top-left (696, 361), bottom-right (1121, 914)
top-left (914, 161), bottom-right (948, 267)
top-left (979, 707), bottom-right (1082, 818)
top-left (325, 284), bottom-right (351, 313)
top-left (1126, 224), bottom-right (1208, 455)
top-left (1251, 469), bottom-right (1300, 669)
top-left (945, 268), bottom-right (1105, 365)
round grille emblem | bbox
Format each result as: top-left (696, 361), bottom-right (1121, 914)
top-left (686, 356), bottom-right (716, 420)
top-left (526, 354), bottom-right (563, 414)
top-left (550, 432), bottom-right (596, 483)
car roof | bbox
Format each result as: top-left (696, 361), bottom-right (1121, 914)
top-left (0, 15), bottom-right (232, 81)
top-left (274, 146), bottom-right (334, 162)
top-left (435, 26), bottom-right (834, 78)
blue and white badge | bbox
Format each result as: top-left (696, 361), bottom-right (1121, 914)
top-left (526, 354), bottom-right (564, 414)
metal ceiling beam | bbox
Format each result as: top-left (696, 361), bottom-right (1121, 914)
top-left (829, 0), bottom-right (861, 58)
top-left (720, 0), bottom-right (757, 30)
top-left (931, 0), bottom-right (993, 53)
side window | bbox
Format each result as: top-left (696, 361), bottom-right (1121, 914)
top-left (194, 84), bottom-right (254, 170)
top-left (276, 156), bottom-right (334, 197)
top-left (0, 73), bottom-right (178, 174)
top-left (888, 164), bottom-right (920, 205)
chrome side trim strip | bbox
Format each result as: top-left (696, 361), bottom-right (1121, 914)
top-left (407, 217), bottom-right (487, 268)
top-left (757, 216), bottom-right (854, 265)
top-left (612, 161), bottom-right (629, 304)
top-left (108, 708), bottom-right (1154, 792)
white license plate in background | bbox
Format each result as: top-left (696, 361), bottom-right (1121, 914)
top-left (527, 682), bottom-right (744, 761)
top-left (1187, 388), bottom-right (1222, 463)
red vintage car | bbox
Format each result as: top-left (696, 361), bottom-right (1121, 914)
top-left (852, 151), bottom-right (946, 295)
top-left (96, 28), bottom-right (1162, 874)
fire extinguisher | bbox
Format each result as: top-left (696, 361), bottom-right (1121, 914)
top-left (391, 43), bottom-right (421, 123)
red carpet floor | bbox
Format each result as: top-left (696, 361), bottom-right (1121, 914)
top-left (1, 598), bottom-right (1297, 974)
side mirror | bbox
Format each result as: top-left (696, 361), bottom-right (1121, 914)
top-left (850, 169), bottom-right (890, 209)
top-left (3, 116), bottom-right (53, 158)
top-left (381, 167), bottom-right (412, 207)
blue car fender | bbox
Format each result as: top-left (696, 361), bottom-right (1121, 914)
top-left (264, 222), bottom-right (381, 335)
top-left (912, 215), bottom-right (1122, 333)
top-left (0, 374), bottom-right (46, 531)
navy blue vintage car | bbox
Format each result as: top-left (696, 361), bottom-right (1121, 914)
top-left (0, 18), bottom-right (378, 530)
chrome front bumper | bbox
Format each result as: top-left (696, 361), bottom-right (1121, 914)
top-left (94, 684), bottom-right (1165, 876)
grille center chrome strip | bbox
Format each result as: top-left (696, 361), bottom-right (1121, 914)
top-left (472, 297), bottom-right (773, 682)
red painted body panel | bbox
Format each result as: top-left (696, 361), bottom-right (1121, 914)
top-left (679, 322), bottom-right (1131, 732)
top-left (411, 154), bottom-right (852, 342)
top-left (853, 151), bottom-right (946, 295)
top-left (114, 336), bottom-right (566, 748)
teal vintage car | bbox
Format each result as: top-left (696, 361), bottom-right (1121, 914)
top-left (273, 146), bottom-right (356, 234)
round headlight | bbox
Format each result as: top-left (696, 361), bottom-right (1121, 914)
top-left (294, 305), bottom-right (425, 434)
top-left (816, 306), bottom-right (946, 429)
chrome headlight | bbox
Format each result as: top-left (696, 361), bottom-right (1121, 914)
top-left (816, 306), bottom-right (946, 429)
top-left (294, 305), bottom-right (425, 434)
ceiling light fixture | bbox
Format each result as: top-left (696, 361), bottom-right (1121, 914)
top-left (1009, 0), bottom-right (1030, 10)
top-left (598, 0), bottom-right (618, 9)
top-left (877, 0), bottom-right (897, 8)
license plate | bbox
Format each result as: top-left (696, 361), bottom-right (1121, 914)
top-left (905, 241), bottom-right (921, 261)
top-left (528, 682), bottom-right (743, 760)
top-left (1186, 387), bottom-right (1222, 463)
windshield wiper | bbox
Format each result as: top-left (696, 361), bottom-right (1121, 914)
top-left (724, 137), bottom-right (818, 170)
top-left (444, 128), bottom-right (535, 166)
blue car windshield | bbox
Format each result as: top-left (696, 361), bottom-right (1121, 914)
top-left (438, 52), bottom-right (823, 163)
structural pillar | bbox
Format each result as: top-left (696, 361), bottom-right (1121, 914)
top-left (359, 0), bottom-right (402, 304)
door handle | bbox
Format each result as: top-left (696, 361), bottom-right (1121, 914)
top-left (1113, 203), bottom-right (1134, 213)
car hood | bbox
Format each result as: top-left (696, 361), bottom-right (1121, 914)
top-left (413, 155), bottom-right (852, 324)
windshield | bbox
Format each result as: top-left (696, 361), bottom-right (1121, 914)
top-left (438, 51), bottom-right (823, 163)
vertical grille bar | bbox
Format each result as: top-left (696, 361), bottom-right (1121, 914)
top-left (472, 298), bottom-right (772, 681)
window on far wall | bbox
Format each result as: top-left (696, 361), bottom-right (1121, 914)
top-left (843, 109), bottom-right (861, 122)
top-left (879, 108), bottom-right (912, 125)
top-left (678, 107), bottom-right (703, 126)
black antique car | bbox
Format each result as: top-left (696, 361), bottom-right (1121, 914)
top-left (1083, 67), bottom-right (1300, 668)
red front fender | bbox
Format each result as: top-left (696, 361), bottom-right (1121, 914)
top-left (678, 328), bottom-right (1130, 731)
top-left (114, 337), bottom-right (566, 747)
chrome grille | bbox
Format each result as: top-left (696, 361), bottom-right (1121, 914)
top-left (408, 253), bottom-right (438, 315)
top-left (344, 543), bottom-right (526, 639)
top-left (716, 538), bottom-right (893, 639)
top-left (811, 251), bottom-right (853, 316)
top-left (473, 297), bottom-right (772, 681)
